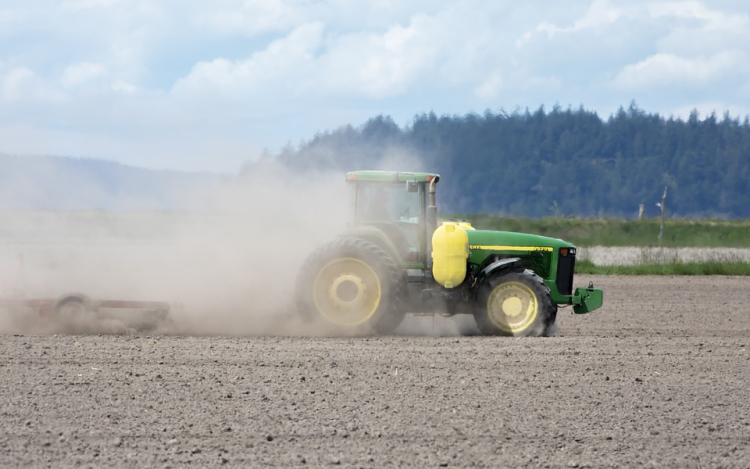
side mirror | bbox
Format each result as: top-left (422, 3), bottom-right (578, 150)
top-left (406, 180), bottom-right (419, 193)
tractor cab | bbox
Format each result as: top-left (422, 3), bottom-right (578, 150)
top-left (346, 171), bottom-right (439, 265)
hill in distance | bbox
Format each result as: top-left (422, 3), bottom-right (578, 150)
top-left (0, 154), bottom-right (223, 211)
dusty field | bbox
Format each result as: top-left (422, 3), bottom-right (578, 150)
top-left (1, 275), bottom-right (749, 468)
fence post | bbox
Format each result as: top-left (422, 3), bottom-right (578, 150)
top-left (657, 186), bottom-right (668, 245)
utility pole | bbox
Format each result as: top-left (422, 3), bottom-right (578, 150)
top-left (656, 186), bottom-right (668, 245)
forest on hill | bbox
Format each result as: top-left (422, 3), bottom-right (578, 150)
top-left (272, 104), bottom-right (750, 219)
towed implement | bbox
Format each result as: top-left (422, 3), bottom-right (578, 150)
top-left (296, 170), bottom-right (603, 336)
top-left (1, 253), bottom-right (171, 332)
top-left (0, 293), bottom-right (171, 332)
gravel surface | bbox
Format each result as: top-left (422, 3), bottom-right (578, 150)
top-left (579, 246), bottom-right (750, 266)
top-left (2, 275), bottom-right (749, 468)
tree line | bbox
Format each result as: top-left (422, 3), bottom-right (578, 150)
top-left (268, 103), bottom-right (750, 218)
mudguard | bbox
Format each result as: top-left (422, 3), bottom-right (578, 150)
top-left (478, 257), bottom-right (522, 282)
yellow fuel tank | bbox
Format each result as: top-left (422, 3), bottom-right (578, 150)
top-left (432, 222), bottom-right (472, 289)
top-left (457, 222), bottom-right (474, 232)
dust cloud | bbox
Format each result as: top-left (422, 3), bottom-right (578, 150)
top-left (0, 160), bottom-right (349, 336)
top-left (0, 148), bottom-right (471, 337)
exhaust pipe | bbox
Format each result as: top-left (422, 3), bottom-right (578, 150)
top-left (426, 176), bottom-right (439, 273)
top-left (427, 176), bottom-right (438, 233)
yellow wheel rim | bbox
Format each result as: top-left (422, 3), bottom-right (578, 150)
top-left (487, 281), bottom-right (538, 334)
top-left (313, 258), bottom-right (382, 326)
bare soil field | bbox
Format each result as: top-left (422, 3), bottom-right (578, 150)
top-left (1, 275), bottom-right (749, 468)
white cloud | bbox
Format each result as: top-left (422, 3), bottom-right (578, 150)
top-left (319, 13), bottom-right (443, 98)
top-left (474, 71), bottom-right (504, 101)
top-left (61, 62), bottom-right (107, 89)
top-left (649, 1), bottom-right (734, 23)
top-left (0, 8), bottom-right (27, 24)
top-left (172, 22), bottom-right (324, 99)
top-left (516, 0), bottom-right (622, 48)
top-left (1, 67), bottom-right (62, 102)
top-left (198, 0), bottom-right (302, 35)
top-left (62, 0), bottom-right (125, 10)
top-left (648, 2), bottom-right (750, 55)
top-left (520, 74), bottom-right (563, 91)
top-left (1, 67), bottom-right (35, 99)
top-left (612, 51), bottom-right (748, 89)
top-left (111, 80), bottom-right (137, 94)
top-left (174, 11), bottom-right (446, 101)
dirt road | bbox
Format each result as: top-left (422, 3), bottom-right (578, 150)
top-left (1, 275), bottom-right (749, 468)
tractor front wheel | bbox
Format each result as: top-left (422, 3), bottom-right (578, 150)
top-left (473, 268), bottom-right (555, 337)
top-left (296, 238), bottom-right (405, 335)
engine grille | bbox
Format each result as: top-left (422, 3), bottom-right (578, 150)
top-left (556, 252), bottom-right (576, 296)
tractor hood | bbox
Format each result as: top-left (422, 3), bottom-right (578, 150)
top-left (466, 229), bottom-right (573, 256)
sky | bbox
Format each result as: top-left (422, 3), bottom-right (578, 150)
top-left (1, 0), bottom-right (749, 173)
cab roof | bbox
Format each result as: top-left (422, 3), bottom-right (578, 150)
top-left (345, 170), bottom-right (440, 183)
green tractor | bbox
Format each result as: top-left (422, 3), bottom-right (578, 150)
top-left (296, 170), bottom-right (603, 336)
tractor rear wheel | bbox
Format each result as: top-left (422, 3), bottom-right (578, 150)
top-left (473, 268), bottom-right (554, 337)
top-left (296, 238), bottom-right (406, 334)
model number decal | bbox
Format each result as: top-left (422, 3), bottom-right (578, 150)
top-left (469, 245), bottom-right (554, 252)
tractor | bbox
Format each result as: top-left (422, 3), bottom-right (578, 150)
top-left (296, 170), bottom-right (603, 336)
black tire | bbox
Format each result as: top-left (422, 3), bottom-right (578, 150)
top-left (53, 294), bottom-right (95, 333)
top-left (296, 238), bottom-right (406, 334)
top-left (473, 268), bottom-right (555, 337)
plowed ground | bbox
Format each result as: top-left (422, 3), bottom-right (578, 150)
top-left (1, 276), bottom-right (749, 468)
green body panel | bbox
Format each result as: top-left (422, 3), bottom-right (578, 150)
top-left (466, 229), bottom-right (576, 302)
top-left (466, 230), bottom-right (572, 253)
top-left (346, 170), bottom-right (439, 182)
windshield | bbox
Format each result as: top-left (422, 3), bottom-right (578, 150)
top-left (356, 183), bottom-right (421, 223)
